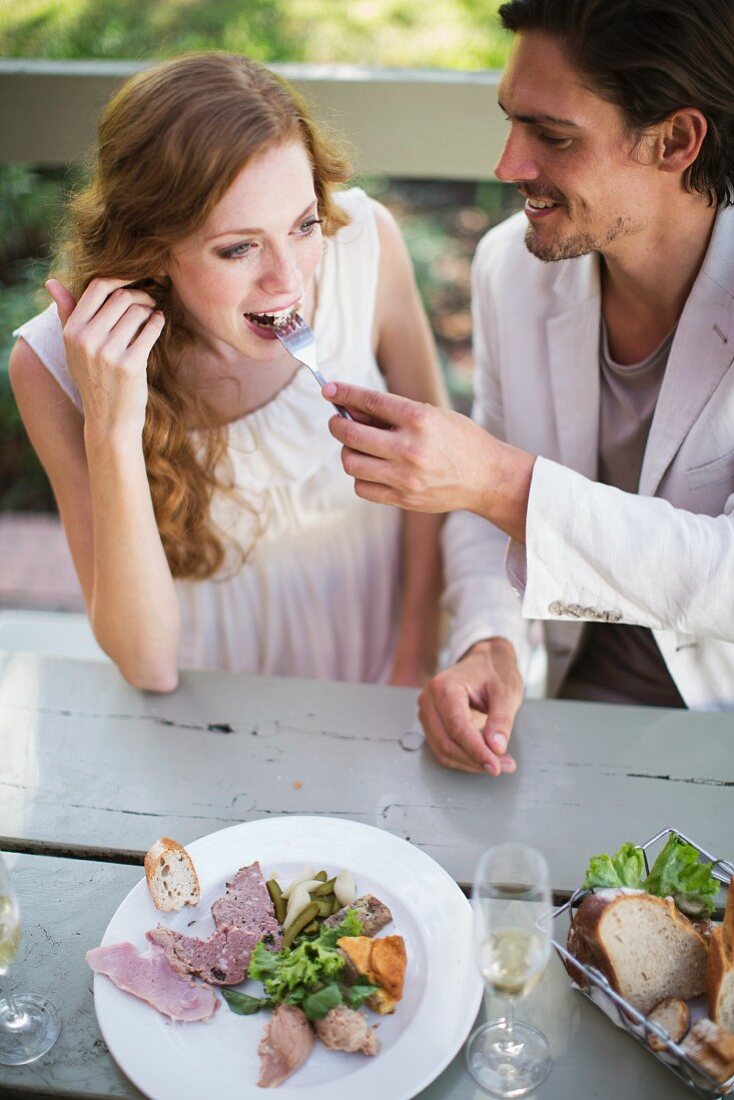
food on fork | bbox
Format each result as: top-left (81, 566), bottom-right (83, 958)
top-left (144, 836), bottom-right (200, 912)
top-left (148, 861), bottom-right (281, 984)
top-left (86, 942), bottom-right (218, 1022)
top-left (645, 996), bottom-right (690, 1051)
top-left (338, 934), bottom-right (407, 1014)
top-left (708, 880), bottom-right (734, 1031)
top-left (257, 1003), bottom-right (314, 1088)
top-left (566, 890), bottom-right (708, 1013)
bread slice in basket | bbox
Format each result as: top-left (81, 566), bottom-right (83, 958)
top-left (566, 889), bottom-right (708, 1014)
top-left (708, 881), bottom-right (734, 1031)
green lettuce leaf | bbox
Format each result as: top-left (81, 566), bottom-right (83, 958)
top-left (301, 982), bottom-right (343, 1021)
top-left (582, 842), bottom-right (646, 889)
top-left (644, 833), bottom-right (720, 916)
top-left (221, 988), bottom-right (269, 1015)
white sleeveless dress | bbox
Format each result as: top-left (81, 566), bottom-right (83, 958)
top-left (13, 188), bottom-right (402, 683)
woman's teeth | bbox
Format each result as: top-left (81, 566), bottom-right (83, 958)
top-left (244, 305), bottom-right (299, 327)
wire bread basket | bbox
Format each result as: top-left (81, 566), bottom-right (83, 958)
top-left (550, 827), bottom-right (734, 1098)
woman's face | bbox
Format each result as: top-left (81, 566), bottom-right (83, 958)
top-left (166, 138), bottom-right (323, 360)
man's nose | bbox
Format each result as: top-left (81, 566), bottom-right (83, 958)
top-left (494, 127), bottom-right (539, 183)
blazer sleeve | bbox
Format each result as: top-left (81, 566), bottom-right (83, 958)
top-left (507, 456), bottom-right (734, 642)
top-left (441, 246), bottom-right (532, 672)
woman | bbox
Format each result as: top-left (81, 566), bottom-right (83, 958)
top-left (10, 53), bottom-right (446, 691)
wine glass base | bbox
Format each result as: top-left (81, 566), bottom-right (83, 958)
top-left (466, 1018), bottom-right (551, 1098)
top-left (0, 995), bottom-right (61, 1065)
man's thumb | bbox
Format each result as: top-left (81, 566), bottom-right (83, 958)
top-left (45, 279), bottom-right (77, 326)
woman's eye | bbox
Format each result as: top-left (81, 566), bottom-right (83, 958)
top-left (219, 242), bottom-right (254, 260)
top-left (298, 217), bottom-right (323, 236)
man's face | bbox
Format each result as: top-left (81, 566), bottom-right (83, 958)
top-left (495, 31), bottom-right (656, 262)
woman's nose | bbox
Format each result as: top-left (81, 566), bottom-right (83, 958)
top-left (259, 245), bottom-right (301, 296)
top-left (494, 127), bottom-right (539, 184)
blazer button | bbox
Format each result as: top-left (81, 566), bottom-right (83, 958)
top-left (548, 601), bottom-right (565, 615)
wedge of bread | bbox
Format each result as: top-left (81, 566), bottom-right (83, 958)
top-left (646, 996), bottom-right (690, 1051)
top-left (566, 890), bottom-right (708, 1014)
top-left (337, 934), bottom-right (407, 1014)
top-left (144, 837), bottom-right (200, 912)
top-left (707, 881), bottom-right (734, 1032)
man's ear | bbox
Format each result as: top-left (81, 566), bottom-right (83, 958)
top-left (658, 108), bottom-right (708, 175)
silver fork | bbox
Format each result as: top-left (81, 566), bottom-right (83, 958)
top-left (274, 313), bottom-right (353, 419)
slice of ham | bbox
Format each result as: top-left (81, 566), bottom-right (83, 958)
top-left (148, 861), bottom-right (281, 985)
top-left (257, 1003), bottom-right (314, 1088)
top-left (86, 942), bottom-right (219, 1022)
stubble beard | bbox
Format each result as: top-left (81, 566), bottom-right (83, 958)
top-left (524, 214), bottom-right (634, 263)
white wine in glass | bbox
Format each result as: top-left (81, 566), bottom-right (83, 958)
top-left (0, 854), bottom-right (61, 1065)
top-left (466, 843), bottom-right (552, 1097)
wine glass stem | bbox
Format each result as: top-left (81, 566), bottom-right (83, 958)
top-left (502, 995), bottom-right (516, 1046)
top-left (0, 977), bottom-right (23, 1025)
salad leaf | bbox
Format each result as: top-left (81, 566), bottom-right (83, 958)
top-left (247, 911), bottom-right (365, 1006)
top-left (221, 988), bottom-right (269, 1015)
top-left (644, 833), bottom-right (720, 917)
top-left (301, 982), bottom-right (343, 1021)
top-left (343, 981), bottom-right (381, 1008)
top-left (583, 842), bottom-right (646, 890)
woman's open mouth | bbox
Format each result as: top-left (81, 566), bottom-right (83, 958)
top-left (243, 305), bottom-right (301, 341)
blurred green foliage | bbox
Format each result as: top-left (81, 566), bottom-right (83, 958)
top-left (0, 0), bottom-right (512, 68)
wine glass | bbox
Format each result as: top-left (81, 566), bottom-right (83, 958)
top-left (466, 843), bottom-right (552, 1097)
top-left (0, 853), bottom-right (61, 1065)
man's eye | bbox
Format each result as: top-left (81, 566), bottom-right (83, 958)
top-left (219, 242), bottom-right (253, 259)
top-left (538, 133), bottom-right (572, 148)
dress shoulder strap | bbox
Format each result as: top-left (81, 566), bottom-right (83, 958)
top-left (13, 303), bottom-right (83, 413)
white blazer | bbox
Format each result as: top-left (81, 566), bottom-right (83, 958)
top-left (442, 205), bottom-right (734, 709)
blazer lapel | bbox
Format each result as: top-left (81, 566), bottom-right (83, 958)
top-left (640, 208), bottom-right (734, 496)
top-left (546, 253), bottom-right (601, 478)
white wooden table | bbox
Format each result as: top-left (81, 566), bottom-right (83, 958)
top-left (1, 650), bottom-right (732, 1099)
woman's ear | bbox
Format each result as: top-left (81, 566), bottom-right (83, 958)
top-left (658, 108), bottom-right (708, 175)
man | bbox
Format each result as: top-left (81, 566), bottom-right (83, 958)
top-left (323, 0), bottom-right (734, 774)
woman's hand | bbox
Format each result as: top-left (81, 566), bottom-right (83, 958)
top-left (47, 277), bottom-right (165, 443)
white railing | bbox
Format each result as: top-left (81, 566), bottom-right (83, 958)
top-left (0, 59), bottom-right (505, 178)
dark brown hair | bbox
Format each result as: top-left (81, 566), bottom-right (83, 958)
top-left (498, 0), bottom-right (734, 206)
top-left (61, 53), bottom-right (351, 578)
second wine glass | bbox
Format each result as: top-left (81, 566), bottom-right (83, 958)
top-left (466, 843), bottom-right (552, 1098)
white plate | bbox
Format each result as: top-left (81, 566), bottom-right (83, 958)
top-left (93, 815), bottom-right (483, 1100)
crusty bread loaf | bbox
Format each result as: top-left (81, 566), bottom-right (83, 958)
top-left (708, 881), bottom-right (734, 1032)
top-left (681, 1017), bottom-right (734, 1084)
top-left (566, 890), bottom-right (708, 1014)
top-left (144, 837), bottom-right (200, 912)
top-left (646, 996), bottom-right (690, 1051)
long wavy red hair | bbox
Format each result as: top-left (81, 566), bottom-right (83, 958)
top-left (59, 53), bottom-right (351, 578)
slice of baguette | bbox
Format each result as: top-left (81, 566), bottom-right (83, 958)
top-left (566, 890), bottom-right (708, 1014)
top-left (646, 996), bottom-right (690, 1051)
top-left (144, 837), bottom-right (200, 912)
top-left (681, 1017), bottom-right (734, 1084)
top-left (708, 880), bottom-right (734, 1032)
